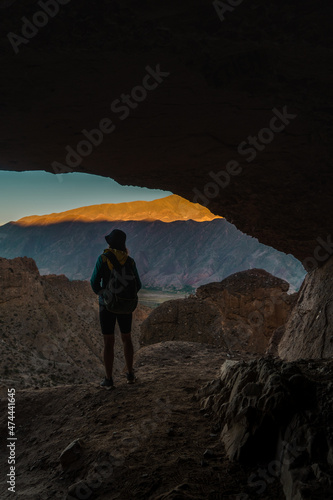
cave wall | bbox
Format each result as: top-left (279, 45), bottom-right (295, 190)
top-left (0, 0), bottom-right (333, 263)
top-left (278, 256), bottom-right (333, 361)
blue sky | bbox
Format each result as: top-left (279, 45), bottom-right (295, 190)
top-left (0, 171), bottom-right (172, 226)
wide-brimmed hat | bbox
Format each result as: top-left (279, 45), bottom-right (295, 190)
top-left (105, 229), bottom-right (126, 251)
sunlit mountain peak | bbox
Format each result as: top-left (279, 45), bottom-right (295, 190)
top-left (15, 194), bottom-right (222, 226)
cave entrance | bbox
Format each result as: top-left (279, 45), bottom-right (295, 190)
top-left (0, 170), bottom-right (306, 297)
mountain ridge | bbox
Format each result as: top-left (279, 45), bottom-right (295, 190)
top-left (14, 194), bottom-right (222, 226)
top-left (0, 219), bottom-right (306, 292)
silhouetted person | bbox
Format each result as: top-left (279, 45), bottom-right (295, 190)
top-left (90, 229), bottom-right (141, 388)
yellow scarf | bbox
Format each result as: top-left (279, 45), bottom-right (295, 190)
top-left (102, 248), bottom-right (128, 270)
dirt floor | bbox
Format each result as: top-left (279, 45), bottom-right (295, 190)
top-left (0, 341), bottom-right (285, 499)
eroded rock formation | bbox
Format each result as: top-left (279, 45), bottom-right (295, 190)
top-left (0, 256), bottom-right (150, 388)
top-left (198, 357), bottom-right (333, 500)
top-left (140, 269), bottom-right (297, 355)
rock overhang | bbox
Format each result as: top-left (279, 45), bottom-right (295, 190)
top-left (1, 0), bottom-right (333, 262)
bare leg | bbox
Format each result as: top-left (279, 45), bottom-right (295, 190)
top-left (103, 334), bottom-right (115, 379)
top-left (121, 333), bottom-right (134, 374)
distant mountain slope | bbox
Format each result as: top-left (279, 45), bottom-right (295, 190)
top-left (0, 218), bottom-right (306, 291)
top-left (13, 194), bottom-right (222, 225)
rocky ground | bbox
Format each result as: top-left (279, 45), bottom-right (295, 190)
top-left (1, 257), bottom-right (332, 499)
top-left (0, 342), bottom-right (285, 499)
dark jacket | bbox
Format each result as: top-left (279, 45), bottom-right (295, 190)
top-left (90, 248), bottom-right (141, 306)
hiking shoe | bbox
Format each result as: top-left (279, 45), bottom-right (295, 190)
top-left (100, 377), bottom-right (114, 389)
top-left (126, 372), bottom-right (136, 384)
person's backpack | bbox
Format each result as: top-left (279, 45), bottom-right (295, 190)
top-left (102, 251), bottom-right (138, 314)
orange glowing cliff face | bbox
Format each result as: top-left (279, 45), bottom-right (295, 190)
top-left (14, 195), bottom-right (222, 226)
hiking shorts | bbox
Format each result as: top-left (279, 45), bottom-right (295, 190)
top-left (99, 305), bottom-right (132, 335)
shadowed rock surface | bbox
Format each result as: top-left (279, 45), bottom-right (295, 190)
top-left (198, 357), bottom-right (333, 500)
top-left (278, 256), bottom-right (333, 361)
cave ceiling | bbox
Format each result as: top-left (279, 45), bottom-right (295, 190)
top-left (1, 0), bottom-right (333, 264)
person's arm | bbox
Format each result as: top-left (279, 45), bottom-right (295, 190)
top-left (132, 260), bottom-right (142, 291)
top-left (90, 255), bottom-right (105, 295)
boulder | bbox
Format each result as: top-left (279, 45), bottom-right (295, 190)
top-left (59, 438), bottom-right (84, 470)
top-left (140, 297), bottom-right (223, 347)
top-left (141, 269), bottom-right (297, 355)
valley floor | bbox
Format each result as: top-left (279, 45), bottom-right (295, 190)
top-left (138, 289), bottom-right (189, 308)
top-left (0, 342), bottom-right (284, 499)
